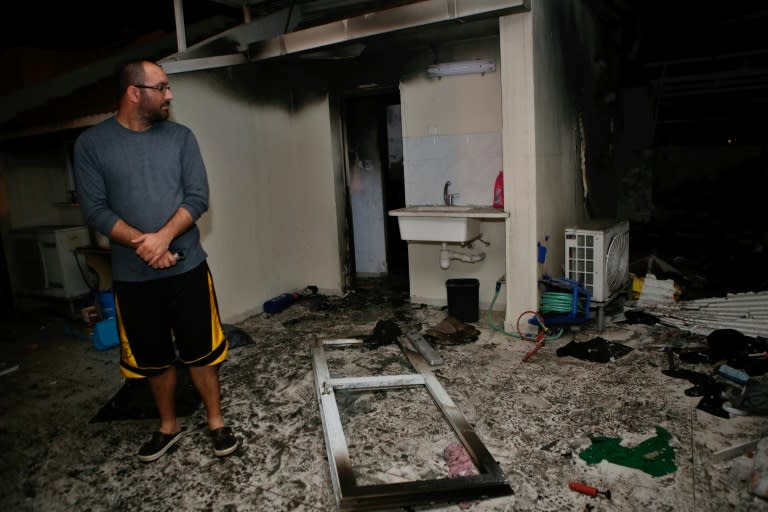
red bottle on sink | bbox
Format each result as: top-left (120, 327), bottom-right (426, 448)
top-left (493, 170), bottom-right (504, 209)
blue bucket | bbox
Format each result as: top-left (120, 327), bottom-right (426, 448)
top-left (92, 317), bottom-right (119, 351)
top-left (98, 290), bottom-right (115, 319)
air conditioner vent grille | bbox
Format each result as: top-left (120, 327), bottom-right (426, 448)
top-left (565, 220), bottom-right (629, 302)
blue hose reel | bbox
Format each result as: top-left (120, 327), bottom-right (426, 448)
top-left (533, 276), bottom-right (592, 326)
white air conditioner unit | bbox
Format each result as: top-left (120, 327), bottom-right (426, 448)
top-left (565, 219), bottom-right (630, 303)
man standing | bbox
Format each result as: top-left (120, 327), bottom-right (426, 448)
top-left (74, 60), bottom-right (237, 462)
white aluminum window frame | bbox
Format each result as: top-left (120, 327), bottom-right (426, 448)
top-left (311, 337), bottom-right (513, 511)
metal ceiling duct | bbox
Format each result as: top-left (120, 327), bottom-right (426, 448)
top-left (163, 0), bottom-right (529, 74)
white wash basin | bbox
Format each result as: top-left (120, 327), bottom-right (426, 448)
top-left (388, 205), bottom-right (507, 242)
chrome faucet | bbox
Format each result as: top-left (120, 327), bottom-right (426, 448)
top-left (443, 180), bottom-right (453, 205)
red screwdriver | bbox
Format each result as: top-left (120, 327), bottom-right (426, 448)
top-left (569, 481), bottom-right (611, 499)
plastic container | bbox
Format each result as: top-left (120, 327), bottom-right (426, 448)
top-left (263, 292), bottom-right (301, 314)
top-left (493, 170), bottom-right (504, 209)
top-left (718, 364), bottom-right (749, 385)
top-left (446, 278), bottom-right (480, 323)
top-left (92, 317), bottom-right (119, 350)
top-left (98, 290), bottom-right (115, 319)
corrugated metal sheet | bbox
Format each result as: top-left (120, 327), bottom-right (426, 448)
top-left (635, 290), bottom-right (768, 338)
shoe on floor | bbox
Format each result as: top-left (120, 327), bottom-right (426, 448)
top-left (210, 426), bottom-right (238, 457)
top-left (138, 427), bottom-right (185, 462)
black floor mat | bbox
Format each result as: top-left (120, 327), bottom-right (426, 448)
top-left (90, 364), bottom-right (201, 423)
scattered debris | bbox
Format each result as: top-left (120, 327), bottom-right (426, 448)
top-left (0, 362), bottom-right (19, 377)
top-left (579, 426), bottom-right (677, 477)
top-left (622, 309), bottom-right (660, 325)
top-left (636, 290), bottom-right (768, 338)
top-left (90, 364), bottom-right (201, 423)
top-left (404, 333), bottom-right (443, 366)
top-left (424, 315), bottom-right (480, 345)
top-left (444, 442), bottom-right (477, 477)
top-left (637, 274), bottom-right (680, 306)
top-left (555, 337), bottom-right (633, 363)
top-left (568, 481), bottom-right (611, 499)
top-left (730, 382), bottom-right (768, 415)
top-left (711, 437), bottom-right (763, 463)
top-left (750, 438), bottom-right (768, 498)
top-left (444, 442), bottom-right (479, 509)
top-left (222, 324), bottom-right (254, 349)
top-left (361, 319), bottom-right (401, 348)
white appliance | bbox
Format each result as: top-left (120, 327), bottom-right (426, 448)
top-left (10, 225), bottom-right (93, 300)
top-left (565, 219), bottom-right (630, 302)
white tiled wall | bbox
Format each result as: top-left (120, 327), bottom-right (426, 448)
top-left (403, 132), bottom-right (502, 206)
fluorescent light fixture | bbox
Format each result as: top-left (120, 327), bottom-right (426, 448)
top-left (427, 59), bottom-right (496, 77)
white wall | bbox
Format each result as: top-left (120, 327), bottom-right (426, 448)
top-left (1, 148), bottom-right (83, 229)
top-left (169, 71), bottom-right (344, 323)
top-left (499, 1), bottom-right (606, 331)
top-left (500, 13), bottom-right (538, 329)
top-left (399, 37), bottom-right (507, 311)
top-left (532, 0), bottom-right (601, 279)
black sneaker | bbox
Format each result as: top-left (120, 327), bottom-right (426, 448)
top-left (138, 428), bottom-right (185, 462)
top-left (210, 426), bottom-right (238, 457)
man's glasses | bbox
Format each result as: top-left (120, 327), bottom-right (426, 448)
top-left (133, 83), bottom-right (171, 93)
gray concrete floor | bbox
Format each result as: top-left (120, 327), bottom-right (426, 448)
top-left (1, 280), bottom-right (766, 512)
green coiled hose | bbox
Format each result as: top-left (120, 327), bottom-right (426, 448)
top-left (539, 291), bottom-right (583, 315)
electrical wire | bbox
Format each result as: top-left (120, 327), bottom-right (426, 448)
top-left (73, 250), bottom-right (99, 292)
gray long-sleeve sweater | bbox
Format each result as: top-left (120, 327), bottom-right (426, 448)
top-left (74, 117), bottom-right (209, 282)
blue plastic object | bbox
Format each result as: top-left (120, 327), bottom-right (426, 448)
top-left (537, 235), bottom-right (549, 264)
top-left (718, 364), bottom-right (749, 385)
top-left (534, 276), bottom-right (592, 326)
top-left (92, 317), bottom-right (119, 351)
top-left (98, 290), bottom-right (115, 319)
top-left (263, 292), bottom-right (300, 314)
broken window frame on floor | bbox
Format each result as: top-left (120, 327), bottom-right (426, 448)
top-left (311, 337), bottom-right (513, 511)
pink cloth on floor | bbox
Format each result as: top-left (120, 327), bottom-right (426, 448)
top-left (444, 441), bottom-right (477, 477)
top-left (444, 442), bottom-right (478, 509)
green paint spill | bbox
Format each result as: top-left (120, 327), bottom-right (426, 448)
top-left (579, 426), bottom-right (677, 477)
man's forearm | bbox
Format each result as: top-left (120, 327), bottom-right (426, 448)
top-left (109, 218), bottom-right (181, 269)
top-left (109, 208), bottom-right (192, 248)
top-left (110, 219), bottom-right (144, 248)
top-left (131, 208), bottom-right (194, 266)
top-left (158, 207), bottom-right (194, 242)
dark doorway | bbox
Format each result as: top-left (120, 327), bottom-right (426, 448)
top-left (343, 90), bottom-right (408, 292)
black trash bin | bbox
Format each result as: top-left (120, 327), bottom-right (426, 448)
top-left (446, 278), bottom-right (480, 323)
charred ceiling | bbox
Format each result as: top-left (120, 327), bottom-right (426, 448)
top-left (587, 0), bottom-right (768, 145)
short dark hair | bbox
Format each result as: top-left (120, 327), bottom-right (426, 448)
top-left (115, 60), bottom-right (150, 101)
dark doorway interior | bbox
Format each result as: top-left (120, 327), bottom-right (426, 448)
top-left (343, 90), bottom-right (408, 292)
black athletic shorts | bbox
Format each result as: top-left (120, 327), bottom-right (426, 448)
top-left (112, 260), bottom-right (228, 378)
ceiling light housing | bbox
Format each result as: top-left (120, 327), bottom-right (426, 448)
top-left (427, 59), bottom-right (496, 77)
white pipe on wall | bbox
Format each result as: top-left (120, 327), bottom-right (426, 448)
top-left (440, 243), bottom-right (486, 270)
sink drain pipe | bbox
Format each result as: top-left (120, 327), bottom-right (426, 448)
top-left (440, 243), bottom-right (486, 270)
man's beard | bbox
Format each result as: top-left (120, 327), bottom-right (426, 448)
top-left (143, 103), bottom-right (170, 124)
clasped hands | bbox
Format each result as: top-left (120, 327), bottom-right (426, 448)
top-left (132, 232), bottom-right (179, 269)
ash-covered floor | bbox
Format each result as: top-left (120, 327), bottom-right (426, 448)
top-left (1, 278), bottom-right (766, 512)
